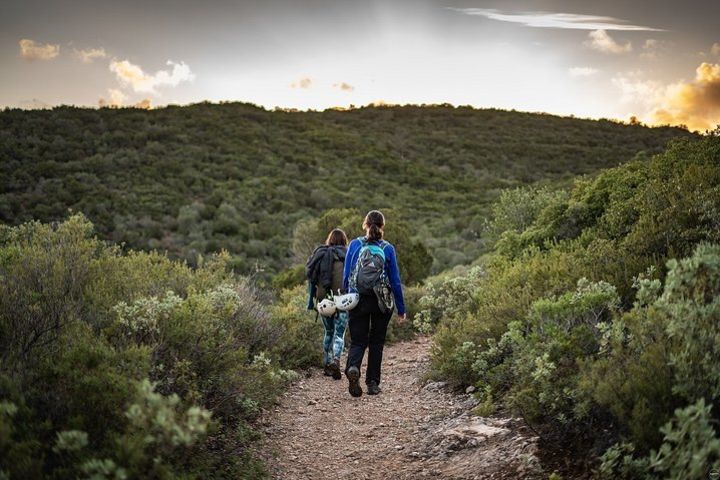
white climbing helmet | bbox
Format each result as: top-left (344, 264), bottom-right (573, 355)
top-left (334, 293), bottom-right (360, 311)
top-left (317, 298), bottom-right (337, 316)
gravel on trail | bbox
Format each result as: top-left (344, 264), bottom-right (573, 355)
top-left (259, 336), bottom-right (545, 480)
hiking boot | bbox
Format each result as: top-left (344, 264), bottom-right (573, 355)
top-left (347, 366), bottom-right (362, 397)
top-left (367, 380), bottom-right (381, 395)
top-left (328, 359), bottom-right (342, 380)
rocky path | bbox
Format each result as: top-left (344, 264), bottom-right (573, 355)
top-left (259, 337), bottom-right (546, 479)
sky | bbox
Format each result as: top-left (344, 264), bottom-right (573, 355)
top-left (1, 0), bottom-right (719, 131)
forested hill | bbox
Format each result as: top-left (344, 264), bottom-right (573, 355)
top-left (0, 103), bottom-right (693, 276)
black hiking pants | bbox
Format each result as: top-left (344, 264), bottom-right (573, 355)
top-left (345, 294), bottom-right (393, 386)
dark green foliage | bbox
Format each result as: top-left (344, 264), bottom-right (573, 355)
top-left (0, 215), bottom-right (310, 478)
top-left (269, 285), bottom-right (325, 369)
top-left (0, 104), bottom-right (690, 279)
top-left (427, 135), bottom-right (720, 473)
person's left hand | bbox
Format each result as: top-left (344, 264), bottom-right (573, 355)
top-left (396, 313), bottom-right (407, 324)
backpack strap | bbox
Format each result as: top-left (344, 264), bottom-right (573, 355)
top-left (358, 236), bottom-right (386, 246)
top-left (357, 237), bottom-right (387, 260)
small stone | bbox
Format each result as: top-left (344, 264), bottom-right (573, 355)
top-left (465, 385), bottom-right (476, 394)
top-left (423, 381), bottom-right (448, 392)
top-left (308, 399), bottom-right (317, 405)
top-left (395, 445), bottom-right (404, 450)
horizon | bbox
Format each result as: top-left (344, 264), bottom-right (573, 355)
top-left (2, 0), bottom-right (719, 131)
top-left (0, 98), bottom-right (695, 131)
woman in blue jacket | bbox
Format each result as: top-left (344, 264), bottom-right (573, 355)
top-left (343, 210), bottom-right (406, 397)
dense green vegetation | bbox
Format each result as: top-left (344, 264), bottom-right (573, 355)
top-left (0, 103), bottom-right (691, 278)
top-left (423, 133), bottom-right (720, 477)
top-left (0, 215), bottom-right (319, 479)
top-left (2, 103), bottom-right (716, 478)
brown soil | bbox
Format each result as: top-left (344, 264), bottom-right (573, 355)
top-left (259, 337), bottom-right (545, 479)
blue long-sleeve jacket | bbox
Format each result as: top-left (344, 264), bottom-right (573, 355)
top-left (343, 237), bottom-right (406, 315)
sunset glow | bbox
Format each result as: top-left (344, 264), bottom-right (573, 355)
top-left (2, 0), bottom-right (719, 130)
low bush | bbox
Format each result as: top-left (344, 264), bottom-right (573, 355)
top-left (429, 135), bottom-right (720, 474)
top-left (0, 214), bottom-right (314, 478)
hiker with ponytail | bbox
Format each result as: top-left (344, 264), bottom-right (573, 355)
top-left (342, 210), bottom-right (406, 397)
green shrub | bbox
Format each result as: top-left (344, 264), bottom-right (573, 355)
top-left (488, 186), bottom-right (569, 242)
top-left (599, 400), bottom-right (720, 480)
top-left (0, 215), bottom-right (313, 478)
top-left (414, 266), bottom-right (484, 334)
top-left (586, 243), bottom-right (720, 454)
top-left (269, 285), bottom-right (324, 370)
top-left (496, 279), bottom-right (618, 428)
top-left (650, 399), bottom-right (720, 479)
top-left (660, 244), bottom-right (720, 402)
top-left (271, 264), bottom-right (305, 291)
top-left (431, 246), bottom-right (581, 387)
top-left (429, 136), bottom-right (720, 473)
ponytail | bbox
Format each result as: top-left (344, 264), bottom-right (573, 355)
top-left (367, 223), bottom-right (382, 241)
top-left (363, 210), bottom-right (385, 241)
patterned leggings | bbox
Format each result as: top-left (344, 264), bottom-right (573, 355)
top-left (321, 311), bottom-right (348, 365)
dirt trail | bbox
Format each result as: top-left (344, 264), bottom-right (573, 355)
top-left (259, 337), bottom-right (545, 479)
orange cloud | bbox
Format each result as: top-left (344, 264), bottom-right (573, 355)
top-left (98, 89), bottom-right (153, 109)
top-left (650, 63), bottom-right (720, 131)
top-left (74, 47), bottom-right (107, 63)
top-left (369, 100), bottom-right (396, 107)
top-left (333, 82), bottom-right (355, 92)
top-left (109, 59), bottom-right (195, 93)
top-left (98, 89), bottom-right (127, 108)
top-left (585, 30), bottom-right (631, 54)
top-left (134, 99), bottom-right (152, 109)
top-left (290, 77), bottom-right (313, 89)
top-left (19, 39), bottom-right (60, 61)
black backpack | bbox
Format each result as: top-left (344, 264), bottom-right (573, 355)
top-left (306, 245), bottom-right (345, 291)
top-left (350, 238), bottom-right (387, 295)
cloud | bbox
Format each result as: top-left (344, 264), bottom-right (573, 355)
top-left (452, 8), bottom-right (662, 31)
top-left (290, 77), bottom-right (313, 89)
top-left (569, 67), bottom-right (598, 77)
top-left (650, 63), bottom-right (720, 131)
top-left (643, 39), bottom-right (660, 49)
top-left (585, 30), bottom-right (632, 54)
top-left (712, 43), bottom-right (720, 56)
top-left (612, 72), bottom-right (663, 104)
top-left (134, 99), bottom-right (152, 109)
top-left (333, 82), bottom-right (355, 92)
top-left (109, 59), bottom-right (195, 94)
top-left (98, 89), bottom-right (153, 109)
top-left (75, 47), bottom-right (107, 63)
top-left (19, 39), bottom-right (60, 61)
top-left (615, 64), bottom-right (720, 132)
top-left (640, 39), bottom-right (672, 59)
top-left (98, 89), bottom-right (127, 108)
